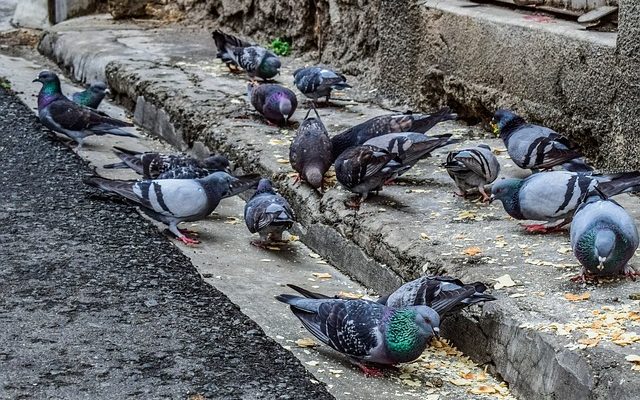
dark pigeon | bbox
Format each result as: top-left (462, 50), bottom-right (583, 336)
top-left (248, 82), bottom-right (297, 125)
top-left (293, 66), bottom-right (351, 103)
top-left (212, 29), bottom-right (281, 80)
top-left (331, 108), bottom-right (458, 161)
top-left (34, 71), bottom-right (135, 148)
top-left (289, 107), bottom-right (332, 190)
top-left (103, 146), bottom-right (230, 179)
top-left (334, 145), bottom-right (410, 208)
top-left (72, 81), bottom-right (109, 109)
top-left (244, 178), bottom-right (295, 247)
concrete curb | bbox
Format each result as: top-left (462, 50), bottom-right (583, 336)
top-left (37, 19), bottom-right (640, 400)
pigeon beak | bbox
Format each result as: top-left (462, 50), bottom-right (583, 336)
top-left (488, 194), bottom-right (495, 204)
top-left (32, 78), bottom-right (41, 83)
top-left (433, 327), bottom-right (440, 338)
top-left (104, 88), bottom-right (111, 95)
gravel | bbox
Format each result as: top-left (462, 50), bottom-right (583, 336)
top-left (0, 87), bottom-right (333, 400)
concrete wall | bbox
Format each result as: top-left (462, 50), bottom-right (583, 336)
top-left (11, 0), bottom-right (100, 28)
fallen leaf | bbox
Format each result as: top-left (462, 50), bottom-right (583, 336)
top-left (448, 378), bottom-right (472, 386)
top-left (259, 259), bottom-right (272, 262)
top-left (295, 338), bottom-right (318, 348)
top-left (564, 292), bottom-right (591, 302)
top-left (494, 274), bottom-right (517, 289)
top-left (224, 217), bottom-right (240, 225)
top-left (625, 354), bottom-right (640, 363)
top-left (463, 246), bottom-right (482, 256)
top-left (288, 234), bottom-right (300, 241)
top-left (276, 158), bottom-right (289, 164)
top-left (329, 369), bottom-right (343, 374)
top-left (337, 291), bottom-right (363, 299)
top-left (305, 360), bottom-right (319, 366)
top-left (469, 385), bottom-right (497, 395)
top-left (308, 252), bottom-right (321, 259)
top-left (510, 293), bottom-right (527, 298)
top-left (420, 232), bottom-right (430, 240)
top-left (269, 138), bottom-right (290, 146)
top-left (577, 338), bottom-right (600, 348)
top-left (312, 272), bottom-right (332, 279)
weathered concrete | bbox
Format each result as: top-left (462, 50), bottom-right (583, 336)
top-left (12, 0), bottom-right (50, 29)
top-left (36, 16), bottom-right (640, 400)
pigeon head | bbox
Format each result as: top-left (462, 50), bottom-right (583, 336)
top-left (415, 306), bottom-right (441, 337)
top-left (594, 228), bottom-right (617, 269)
top-left (89, 82), bottom-right (109, 95)
top-left (491, 109), bottom-right (525, 137)
top-left (304, 167), bottom-right (324, 189)
top-left (256, 178), bottom-right (275, 194)
top-left (259, 55), bottom-right (281, 79)
top-left (202, 154), bottom-right (230, 173)
top-left (489, 178), bottom-right (523, 205)
top-left (276, 93), bottom-right (294, 122)
top-left (33, 71), bottom-right (62, 94)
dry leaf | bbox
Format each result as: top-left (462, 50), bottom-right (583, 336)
top-left (494, 274), bottom-right (517, 289)
top-left (289, 234), bottom-right (300, 241)
top-left (312, 272), bottom-right (332, 279)
top-left (269, 138), bottom-right (290, 146)
top-left (420, 232), bottom-right (430, 240)
top-left (305, 360), bottom-right (319, 366)
top-left (308, 252), bottom-right (321, 259)
top-left (276, 158), bottom-right (289, 164)
top-left (463, 246), bottom-right (482, 256)
top-left (328, 369), bottom-right (343, 374)
top-left (564, 292), bottom-right (591, 302)
top-left (224, 217), bottom-right (239, 225)
top-left (295, 338), bottom-right (318, 348)
top-left (469, 385), bottom-right (497, 395)
top-left (338, 291), bottom-right (363, 299)
top-left (626, 354), bottom-right (640, 363)
top-left (577, 338), bottom-right (600, 348)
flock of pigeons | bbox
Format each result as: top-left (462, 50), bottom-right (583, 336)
top-left (28, 28), bottom-right (639, 375)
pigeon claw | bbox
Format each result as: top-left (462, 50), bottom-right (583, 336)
top-left (178, 236), bottom-right (200, 246)
top-left (178, 228), bottom-right (200, 237)
top-left (352, 361), bottom-right (384, 377)
top-left (522, 224), bottom-right (564, 234)
top-left (345, 197), bottom-right (362, 210)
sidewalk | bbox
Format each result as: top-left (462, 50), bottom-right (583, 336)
top-left (36, 14), bottom-right (640, 399)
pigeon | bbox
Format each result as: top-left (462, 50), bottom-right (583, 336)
top-left (331, 108), bottom-right (458, 161)
top-left (364, 133), bottom-right (458, 176)
top-left (287, 275), bottom-right (496, 317)
top-left (156, 166), bottom-right (211, 180)
top-left (34, 71), bottom-right (135, 148)
top-left (490, 170), bottom-right (640, 233)
top-left (276, 295), bottom-right (440, 373)
top-left (248, 82), bottom-right (298, 125)
top-left (289, 106), bottom-right (332, 190)
top-left (334, 145), bottom-right (410, 208)
top-left (571, 189), bottom-right (639, 281)
top-left (103, 146), bottom-right (231, 179)
top-left (293, 66), bottom-right (351, 103)
top-left (444, 144), bottom-right (501, 201)
top-left (491, 109), bottom-right (587, 171)
top-left (72, 81), bottom-right (109, 109)
top-left (212, 29), bottom-right (281, 80)
top-left (244, 178), bottom-right (295, 247)
top-left (85, 172), bottom-right (260, 244)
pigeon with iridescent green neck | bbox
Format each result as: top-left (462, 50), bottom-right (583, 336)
top-left (248, 82), bottom-right (297, 125)
top-left (570, 190), bottom-right (639, 281)
top-left (212, 30), bottom-right (281, 80)
top-left (33, 71), bottom-right (135, 148)
top-left (276, 294), bottom-right (440, 373)
top-left (72, 82), bottom-right (109, 109)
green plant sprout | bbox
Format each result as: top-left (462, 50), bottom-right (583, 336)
top-left (269, 38), bottom-right (291, 56)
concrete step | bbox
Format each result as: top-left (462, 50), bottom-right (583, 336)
top-left (30, 14), bottom-right (640, 399)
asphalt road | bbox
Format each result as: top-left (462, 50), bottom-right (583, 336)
top-left (0, 87), bottom-right (333, 399)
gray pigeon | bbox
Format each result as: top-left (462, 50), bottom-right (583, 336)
top-left (491, 109), bottom-right (588, 171)
top-left (34, 71), bottom-right (135, 148)
top-left (103, 146), bottom-right (230, 179)
top-left (289, 107), bottom-right (333, 190)
top-left (212, 30), bottom-right (281, 80)
top-left (331, 108), bottom-right (458, 161)
top-left (288, 275), bottom-right (495, 317)
top-left (444, 144), bottom-right (501, 202)
top-left (276, 295), bottom-right (440, 373)
top-left (571, 190), bottom-right (639, 281)
top-left (85, 172), bottom-right (260, 245)
top-left (72, 82), bottom-right (109, 109)
top-left (248, 82), bottom-right (298, 126)
top-left (364, 133), bottom-right (458, 177)
top-left (293, 66), bottom-right (351, 103)
top-left (334, 145), bottom-right (410, 208)
top-left (490, 170), bottom-right (640, 233)
top-left (244, 179), bottom-right (295, 247)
